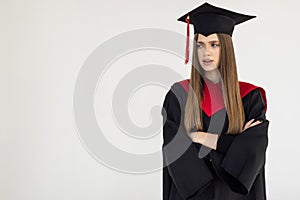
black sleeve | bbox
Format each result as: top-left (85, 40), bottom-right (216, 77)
top-left (162, 153), bottom-right (172, 200)
top-left (243, 88), bottom-right (267, 122)
top-left (212, 88), bottom-right (269, 195)
top-left (161, 84), bottom-right (214, 200)
top-left (216, 88), bottom-right (267, 154)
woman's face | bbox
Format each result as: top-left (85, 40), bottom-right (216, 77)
top-left (196, 33), bottom-right (221, 72)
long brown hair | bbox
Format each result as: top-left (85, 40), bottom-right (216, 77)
top-left (184, 33), bottom-right (245, 134)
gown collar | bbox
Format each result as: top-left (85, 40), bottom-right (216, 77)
top-left (178, 78), bottom-right (267, 116)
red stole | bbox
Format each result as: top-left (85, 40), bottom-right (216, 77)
top-left (178, 78), bottom-right (267, 117)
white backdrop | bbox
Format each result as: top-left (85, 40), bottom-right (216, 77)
top-left (1, 0), bottom-right (299, 199)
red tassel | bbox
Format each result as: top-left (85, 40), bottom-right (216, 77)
top-left (184, 14), bottom-right (190, 65)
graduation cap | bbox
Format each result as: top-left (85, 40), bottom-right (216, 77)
top-left (177, 2), bottom-right (256, 64)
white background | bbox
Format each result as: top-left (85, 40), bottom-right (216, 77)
top-left (1, 0), bottom-right (299, 199)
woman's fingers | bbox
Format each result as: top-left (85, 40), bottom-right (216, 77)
top-left (249, 120), bottom-right (262, 127)
top-left (243, 118), bottom-right (254, 131)
top-left (243, 119), bottom-right (262, 131)
top-left (245, 118), bottom-right (255, 126)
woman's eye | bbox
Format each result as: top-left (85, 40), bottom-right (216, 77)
top-left (196, 44), bottom-right (204, 48)
top-left (212, 43), bottom-right (220, 48)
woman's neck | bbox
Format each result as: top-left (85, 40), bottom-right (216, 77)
top-left (204, 70), bottom-right (220, 84)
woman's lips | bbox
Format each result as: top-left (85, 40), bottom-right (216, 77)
top-left (202, 60), bottom-right (213, 65)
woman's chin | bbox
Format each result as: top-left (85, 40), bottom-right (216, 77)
top-left (201, 65), bottom-right (218, 72)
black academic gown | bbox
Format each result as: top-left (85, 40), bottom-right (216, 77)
top-left (161, 81), bottom-right (269, 200)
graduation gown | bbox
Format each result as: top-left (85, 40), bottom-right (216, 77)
top-left (161, 78), bottom-right (269, 200)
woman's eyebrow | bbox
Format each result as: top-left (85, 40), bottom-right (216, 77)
top-left (197, 40), bottom-right (220, 43)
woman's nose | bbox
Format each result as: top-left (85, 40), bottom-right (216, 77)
top-left (204, 47), bottom-right (211, 56)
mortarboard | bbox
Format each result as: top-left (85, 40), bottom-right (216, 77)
top-left (177, 2), bottom-right (256, 64)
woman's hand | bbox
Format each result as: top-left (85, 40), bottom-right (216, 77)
top-left (188, 131), bottom-right (218, 150)
top-left (243, 118), bottom-right (263, 131)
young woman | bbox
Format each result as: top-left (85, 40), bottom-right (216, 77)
top-left (161, 2), bottom-right (269, 200)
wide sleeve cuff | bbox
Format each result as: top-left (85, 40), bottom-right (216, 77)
top-left (213, 120), bottom-right (269, 194)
